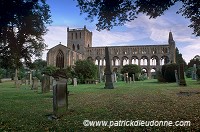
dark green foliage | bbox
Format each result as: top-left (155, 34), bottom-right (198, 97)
top-left (175, 47), bottom-right (187, 69)
top-left (0, 0), bottom-right (52, 69)
top-left (164, 63), bottom-right (178, 82)
top-left (121, 64), bottom-right (141, 80)
top-left (42, 66), bottom-right (73, 79)
top-left (187, 55), bottom-right (200, 68)
top-left (185, 67), bottom-right (193, 78)
top-left (74, 60), bottom-right (98, 83)
top-left (156, 71), bottom-right (166, 82)
top-left (42, 66), bottom-right (56, 76)
top-left (196, 68), bottom-right (200, 80)
top-left (158, 63), bottom-right (178, 82)
top-left (76, 0), bottom-right (200, 36)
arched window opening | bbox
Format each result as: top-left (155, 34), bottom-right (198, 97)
top-left (77, 44), bottom-right (80, 50)
top-left (131, 57), bottom-right (138, 65)
top-left (73, 44), bottom-right (75, 51)
top-left (56, 50), bottom-right (64, 69)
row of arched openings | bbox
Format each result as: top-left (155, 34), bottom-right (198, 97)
top-left (90, 56), bottom-right (169, 66)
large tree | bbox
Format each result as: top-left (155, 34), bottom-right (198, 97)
top-left (188, 55), bottom-right (200, 68)
top-left (76, 0), bottom-right (200, 36)
top-left (74, 60), bottom-right (97, 83)
top-left (175, 47), bottom-right (186, 65)
top-left (0, 0), bottom-right (51, 71)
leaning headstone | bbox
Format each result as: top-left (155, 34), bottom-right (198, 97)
top-left (104, 47), bottom-right (114, 89)
top-left (53, 78), bottom-right (68, 117)
top-left (73, 78), bottom-right (77, 86)
top-left (174, 70), bottom-right (179, 85)
top-left (42, 75), bottom-right (50, 93)
top-left (179, 64), bottom-right (187, 86)
top-left (32, 77), bottom-right (39, 90)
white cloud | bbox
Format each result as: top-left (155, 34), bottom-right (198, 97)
top-left (44, 26), bottom-right (67, 48)
top-left (92, 30), bottom-right (136, 46)
top-left (42, 26), bottom-right (67, 60)
top-left (180, 39), bottom-right (200, 63)
top-left (42, 3), bottom-right (199, 64)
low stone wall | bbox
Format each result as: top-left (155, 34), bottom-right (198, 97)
top-left (0, 78), bottom-right (12, 82)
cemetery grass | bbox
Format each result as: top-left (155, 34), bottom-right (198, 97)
top-left (0, 79), bottom-right (200, 131)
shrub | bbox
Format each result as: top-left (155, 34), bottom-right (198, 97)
top-left (197, 68), bottom-right (200, 80)
top-left (185, 67), bottom-right (193, 78)
top-left (158, 63), bottom-right (178, 82)
top-left (74, 60), bottom-right (98, 84)
top-left (121, 64), bottom-right (141, 81)
top-left (157, 71), bottom-right (166, 82)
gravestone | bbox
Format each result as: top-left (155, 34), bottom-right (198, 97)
top-left (98, 65), bottom-right (102, 83)
top-left (25, 80), bottom-right (29, 85)
top-left (192, 64), bottom-right (197, 80)
top-left (179, 63), bottom-right (187, 86)
top-left (174, 70), bottom-right (179, 85)
top-left (125, 73), bottom-right (128, 83)
top-left (50, 76), bottom-right (54, 90)
top-left (15, 80), bottom-right (21, 89)
top-left (53, 78), bottom-right (68, 117)
top-left (29, 71), bottom-right (32, 85)
top-left (132, 74), bottom-right (135, 83)
top-left (104, 47), bottom-right (114, 89)
top-left (129, 77), bottom-right (132, 83)
top-left (32, 77), bottom-right (39, 90)
top-left (42, 75), bottom-right (50, 93)
top-left (113, 72), bottom-right (117, 82)
top-left (73, 78), bottom-right (77, 86)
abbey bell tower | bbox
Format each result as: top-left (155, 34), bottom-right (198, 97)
top-left (67, 25), bottom-right (92, 54)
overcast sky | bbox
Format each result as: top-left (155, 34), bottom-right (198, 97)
top-left (43, 0), bottom-right (200, 63)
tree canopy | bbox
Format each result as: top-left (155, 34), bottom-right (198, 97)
top-left (0, 0), bottom-right (52, 69)
top-left (76, 0), bottom-right (200, 36)
top-left (121, 64), bottom-right (141, 80)
top-left (188, 55), bottom-right (200, 68)
top-left (74, 60), bottom-right (97, 83)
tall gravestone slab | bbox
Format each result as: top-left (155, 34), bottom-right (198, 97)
top-left (29, 71), bottom-right (32, 85)
top-left (50, 76), bottom-right (54, 90)
top-left (53, 78), bottom-right (68, 117)
top-left (113, 72), bottom-right (117, 82)
top-left (132, 74), bottom-right (135, 83)
top-left (192, 64), bottom-right (197, 80)
top-left (42, 75), bottom-right (50, 93)
top-left (32, 77), bottom-right (39, 90)
top-left (174, 70), bottom-right (179, 85)
top-left (179, 64), bottom-right (187, 86)
top-left (104, 47), bottom-right (114, 89)
top-left (73, 78), bottom-right (77, 86)
top-left (125, 73), bottom-right (128, 83)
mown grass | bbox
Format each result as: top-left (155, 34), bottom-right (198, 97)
top-left (0, 79), bottom-right (200, 131)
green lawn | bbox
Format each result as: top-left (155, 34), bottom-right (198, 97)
top-left (0, 79), bottom-right (200, 131)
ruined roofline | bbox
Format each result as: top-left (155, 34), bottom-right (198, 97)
top-left (86, 44), bottom-right (169, 48)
